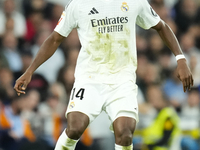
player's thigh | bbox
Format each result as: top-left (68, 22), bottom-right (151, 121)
top-left (66, 81), bottom-right (104, 123)
top-left (105, 81), bottom-right (139, 124)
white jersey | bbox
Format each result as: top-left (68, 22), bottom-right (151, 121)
top-left (54, 0), bottom-right (160, 84)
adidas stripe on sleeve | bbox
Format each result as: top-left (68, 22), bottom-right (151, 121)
top-left (54, 0), bottom-right (79, 37)
top-left (136, 0), bottom-right (160, 29)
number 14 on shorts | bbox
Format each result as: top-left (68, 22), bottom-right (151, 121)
top-left (71, 88), bottom-right (85, 100)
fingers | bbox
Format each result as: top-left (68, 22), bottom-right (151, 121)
top-left (187, 77), bottom-right (191, 91)
top-left (22, 82), bottom-right (28, 91)
top-left (181, 75), bottom-right (193, 92)
top-left (191, 75), bottom-right (194, 87)
top-left (14, 81), bottom-right (26, 96)
top-left (182, 80), bottom-right (187, 92)
top-left (187, 75), bottom-right (193, 91)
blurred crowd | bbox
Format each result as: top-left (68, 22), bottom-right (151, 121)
top-left (0, 0), bottom-right (199, 150)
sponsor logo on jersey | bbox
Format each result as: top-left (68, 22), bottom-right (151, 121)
top-left (69, 102), bottom-right (75, 109)
top-left (91, 16), bottom-right (128, 27)
top-left (88, 7), bottom-right (99, 15)
top-left (91, 16), bottom-right (128, 34)
top-left (121, 2), bottom-right (129, 12)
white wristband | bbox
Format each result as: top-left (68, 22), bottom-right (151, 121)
top-left (176, 54), bottom-right (185, 61)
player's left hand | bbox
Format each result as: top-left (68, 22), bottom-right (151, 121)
top-left (176, 59), bottom-right (193, 92)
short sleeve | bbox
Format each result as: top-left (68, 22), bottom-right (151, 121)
top-left (54, 0), bottom-right (79, 37)
top-left (136, 0), bottom-right (160, 30)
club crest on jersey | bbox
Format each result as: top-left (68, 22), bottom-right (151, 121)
top-left (69, 102), bottom-right (75, 109)
top-left (121, 2), bottom-right (129, 12)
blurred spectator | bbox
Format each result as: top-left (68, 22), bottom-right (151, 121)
top-left (136, 35), bottom-right (148, 52)
top-left (20, 89), bottom-right (42, 137)
top-left (0, 0), bottom-right (26, 38)
top-left (24, 10), bottom-right (44, 43)
top-left (31, 30), bottom-right (65, 83)
top-left (133, 86), bottom-right (157, 149)
top-left (40, 19), bottom-right (54, 32)
top-left (26, 73), bottom-right (49, 102)
top-left (194, 25), bottom-right (200, 49)
top-left (179, 88), bottom-right (200, 150)
top-left (37, 85), bottom-right (66, 147)
top-left (173, 0), bottom-right (200, 33)
top-left (179, 32), bottom-right (200, 56)
top-left (150, 0), bottom-right (171, 21)
top-left (57, 65), bottom-right (75, 102)
top-left (0, 49), bottom-right (9, 70)
top-left (187, 25), bottom-right (200, 40)
top-left (49, 82), bottom-right (67, 106)
top-left (136, 88), bottom-right (157, 130)
top-left (158, 48), bottom-right (172, 80)
top-left (2, 32), bottom-right (22, 72)
top-left (0, 67), bottom-right (15, 102)
top-left (146, 33), bottom-right (165, 62)
top-left (137, 62), bottom-right (161, 94)
top-left (13, 50), bottom-right (33, 80)
top-left (0, 96), bottom-right (36, 150)
top-left (141, 84), bottom-right (181, 150)
top-left (89, 111), bottom-right (115, 150)
top-left (50, 4), bottom-right (65, 29)
top-left (163, 0), bottom-right (178, 9)
top-left (189, 54), bottom-right (200, 87)
top-left (144, 63), bottom-right (160, 86)
top-left (22, 0), bottom-right (53, 19)
top-left (136, 53), bottom-right (149, 93)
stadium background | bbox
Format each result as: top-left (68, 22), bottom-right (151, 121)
top-left (0, 0), bottom-right (199, 150)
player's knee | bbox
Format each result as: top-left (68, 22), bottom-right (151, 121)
top-left (115, 129), bottom-right (133, 146)
top-left (67, 127), bottom-right (83, 140)
top-left (120, 133), bottom-right (133, 146)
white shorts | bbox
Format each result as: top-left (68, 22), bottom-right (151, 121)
top-left (66, 80), bottom-right (139, 128)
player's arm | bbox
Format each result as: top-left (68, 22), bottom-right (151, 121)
top-left (152, 20), bottom-right (193, 92)
top-left (14, 31), bottom-right (65, 96)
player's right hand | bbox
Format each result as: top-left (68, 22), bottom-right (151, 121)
top-left (14, 72), bottom-right (32, 96)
